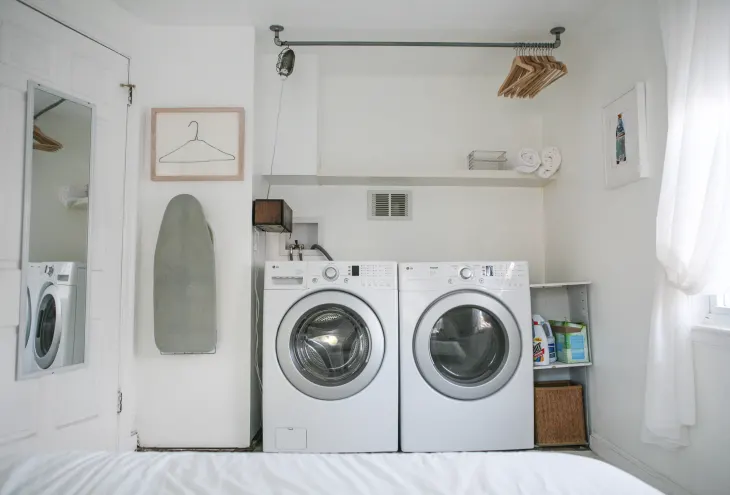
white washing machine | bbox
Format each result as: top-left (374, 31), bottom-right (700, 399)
top-left (20, 264), bottom-right (43, 376)
top-left (399, 261), bottom-right (534, 452)
top-left (263, 261), bottom-right (398, 453)
top-left (30, 262), bottom-right (87, 371)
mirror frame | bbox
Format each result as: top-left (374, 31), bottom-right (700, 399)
top-left (16, 81), bottom-right (96, 380)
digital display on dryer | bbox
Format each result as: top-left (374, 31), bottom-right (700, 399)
top-left (351, 266), bottom-right (360, 277)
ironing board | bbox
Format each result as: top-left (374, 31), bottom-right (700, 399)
top-left (154, 194), bottom-right (216, 353)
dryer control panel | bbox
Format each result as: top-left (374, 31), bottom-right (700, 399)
top-left (266, 261), bottom-right (397, 290)
top-left (399, 261), bottom-right (529, 291)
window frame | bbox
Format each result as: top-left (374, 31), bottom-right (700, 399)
top-left (701, 294), bottom-right (730, 328)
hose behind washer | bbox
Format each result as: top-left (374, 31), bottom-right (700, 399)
top-left (311, 244), bottom-right (333, 261)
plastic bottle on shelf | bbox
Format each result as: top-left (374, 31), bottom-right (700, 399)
top-left (533, 314), bottom-right (557, 365)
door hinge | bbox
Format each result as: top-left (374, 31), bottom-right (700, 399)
top-left (120, 83), bottom-right (136, 106)
top-left (117, 390), bottom-right (123, 414)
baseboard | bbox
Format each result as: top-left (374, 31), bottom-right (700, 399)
top-left (590, 434), bottom-right (693, 495)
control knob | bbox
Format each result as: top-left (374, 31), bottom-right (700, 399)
top-left (459, 267), bottom-right (473, 280)
top-left (323, 266), bottom-right (339, 281)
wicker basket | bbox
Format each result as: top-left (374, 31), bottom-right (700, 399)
top-left (535, 381), bottom-right (587, 447)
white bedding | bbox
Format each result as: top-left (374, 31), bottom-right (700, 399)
top-left (0, 451), bottom-right (661, 495)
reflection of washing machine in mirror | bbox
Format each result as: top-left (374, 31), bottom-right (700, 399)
top-left (31, 262), bottom-right (87, 371)
top-left (21, 265), bottom-right (43, 376)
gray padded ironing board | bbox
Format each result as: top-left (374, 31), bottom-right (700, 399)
top-left (154, 194), bottom-right (216, 354)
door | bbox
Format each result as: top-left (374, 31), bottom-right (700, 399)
top-left (277, 290), bottom-right (385, 400)
top-left (0, 2), bottom-right (128, 452)
top-left (414, 290), bottom-right (522, 400)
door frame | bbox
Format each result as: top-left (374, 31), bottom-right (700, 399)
top-left (413, 290), bottom-right (522, 401)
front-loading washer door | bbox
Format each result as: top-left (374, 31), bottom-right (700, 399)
top-left (414, 290), bottom-right (522, 401)
top-left (34, 285), bottom-right (63, 369)
top-left (277, 290), bottom-right (385, 401)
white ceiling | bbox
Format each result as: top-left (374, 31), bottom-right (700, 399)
top-left (111, 0), bottom-right (603, 34)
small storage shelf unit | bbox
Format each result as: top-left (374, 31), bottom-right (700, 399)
top-left (530, 281), bottom-right (592, 447)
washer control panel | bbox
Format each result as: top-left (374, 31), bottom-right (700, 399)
top-left (266, 261), bottom-right (397, 290)
top-left (399, 261), bottom-right (529, 290)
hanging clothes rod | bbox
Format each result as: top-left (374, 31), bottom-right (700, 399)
top-left (270, 25), bottom-right (565, 49)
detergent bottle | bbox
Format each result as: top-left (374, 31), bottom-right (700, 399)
top-left (533, 314), bottom-right (556, 364)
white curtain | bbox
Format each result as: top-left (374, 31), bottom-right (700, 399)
top-left (644, 0), bottom-right (730, 449)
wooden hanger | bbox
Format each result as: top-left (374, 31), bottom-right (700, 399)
top-left (498, 52), bottom-right (534, 96)
top-left (498, 47), bottom-right (567, 99)
top-left (33, 125), bottom-right (63, 152)
top-left (504, 54), bottom-right (543, 98)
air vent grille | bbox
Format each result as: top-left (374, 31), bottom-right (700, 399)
top-left (368, 191), bottom-right (411, 220)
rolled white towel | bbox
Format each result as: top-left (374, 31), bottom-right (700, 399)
top-left (515, 148), bottom-right (541, 173)
top-left (537, 147), bottom-right (562, 179)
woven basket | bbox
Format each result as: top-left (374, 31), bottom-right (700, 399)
top-left (535, 381), bottom-right (587, 447)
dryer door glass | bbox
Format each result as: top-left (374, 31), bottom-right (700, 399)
top-left (35, 293), bottom-right (57, 358)
top-left (290, 304), bottom-right (371, 387)
top-left (414, 290), bottom-right (522, 401)
top-left (430, 306), bottom-right (507, 385)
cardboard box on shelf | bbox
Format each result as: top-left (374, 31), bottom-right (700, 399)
top-left (550, 321), bottom-right (589, 364)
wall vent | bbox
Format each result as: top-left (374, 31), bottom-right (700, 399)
top-left (368, 191), bottom-right (411, 220)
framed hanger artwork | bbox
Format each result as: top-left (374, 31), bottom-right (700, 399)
top-left (151, 107), bottom-right (245, 181)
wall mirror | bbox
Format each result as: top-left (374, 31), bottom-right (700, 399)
top-left (16, 82), bottom-right (94, 379)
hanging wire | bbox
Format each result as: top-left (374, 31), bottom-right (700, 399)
top-left (265, 79), bottom-right (286, 199)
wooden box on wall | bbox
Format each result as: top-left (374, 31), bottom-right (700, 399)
top-left (253, 199), bottom-right (292, 233)
top-left (535, 381), bottom-right (587, 447)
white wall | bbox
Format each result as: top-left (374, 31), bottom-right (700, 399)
top-left (267, 185), bottom-right (545, 282)
top-left (320, 75), bottom-right (542, 175)
top-left (543, 2), bottom-right (730, 493)
top-left (132, 25), bottom-right (256, 448)
top-left (255, 46), bottom-right (548, 276)
top-left (29, 110), bottom-right (90, 263)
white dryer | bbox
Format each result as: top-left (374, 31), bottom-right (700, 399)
top-left (32, 262), bottom-right (87, 370)
top-left (399, 261), bottom-right (533, 452)
top-left (263, 261), bottom-right (398, 453)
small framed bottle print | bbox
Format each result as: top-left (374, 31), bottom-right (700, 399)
top-left (602, 83), bottom-right (649, 189)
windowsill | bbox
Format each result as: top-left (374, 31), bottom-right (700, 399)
top-left (692, 323), bottom-right (730, 349)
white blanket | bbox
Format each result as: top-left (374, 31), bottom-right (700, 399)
top-left (0, 451), bottom-right (661, 495)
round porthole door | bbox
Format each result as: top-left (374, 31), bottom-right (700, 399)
top-left (34, 285), bottom-right (63, 369)
top-left (277, 290), bottom-right (385, 400)
top-left (24, 287), bottom-right (32, 348)
top-left (414, 290), bottom-right (522, 400)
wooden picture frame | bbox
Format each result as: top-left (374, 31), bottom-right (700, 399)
top-left (151, 107), bottom-right (244, 181)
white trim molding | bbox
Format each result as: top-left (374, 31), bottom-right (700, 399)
top-left (590, 434), bottom-right (693, 495)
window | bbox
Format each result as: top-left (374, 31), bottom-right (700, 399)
top-left (710, 293), bottom-right (730, 315)
top-left (700, 293), bottom-right (730, 328)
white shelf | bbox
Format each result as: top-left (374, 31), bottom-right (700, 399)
top-left (264, 170), bottom-right (553, 188)
top-left (534, 362), bottom-right (592, 370)
top-left (530, 281), bottom-right (591, 289)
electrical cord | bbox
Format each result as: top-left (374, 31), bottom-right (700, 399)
top-left (254, 78), bottom-right (287, 392)
top-left (266, 79), bottom-right (286, 199)
top-left (253, 235), bottom-right (264, 393)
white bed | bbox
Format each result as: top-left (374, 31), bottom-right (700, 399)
top-left (0, 451), bottom-right (661, 494)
